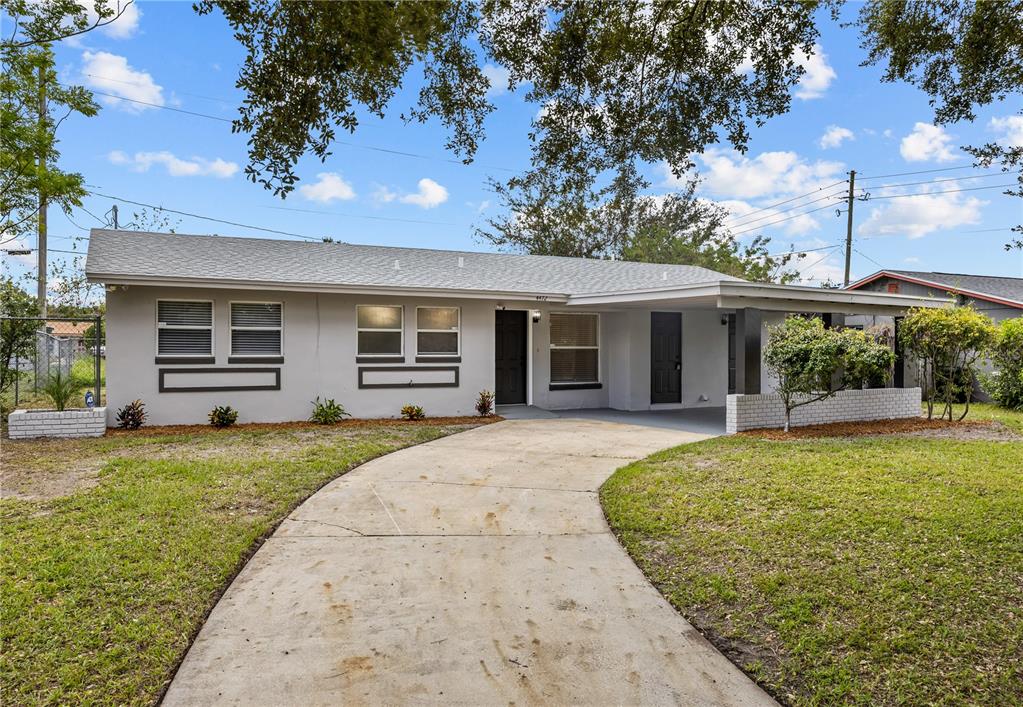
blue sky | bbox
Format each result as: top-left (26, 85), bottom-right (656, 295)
top-left (5, 1), bottom-right (1022, 291)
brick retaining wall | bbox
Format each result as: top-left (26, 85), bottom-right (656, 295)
top-left (726, 388), bottom-right (921, 433)
top-left (8, 408), bottom-right (107, 439)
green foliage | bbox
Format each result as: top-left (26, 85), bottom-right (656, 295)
top-left (400, 404), bottom-right (425, 421)
top-left (309, 396), bottom-right (350, 424)
top-left (857, 0), bottom-right (1022, 247)
top-left (1, 43), bottom-right (97, 242)
top-left (208, 405), bottom-right (239, 428)
top-left (900, 306), bottom-right (996, 421)
top-left (2, 0), bottom-right (136, 47)
top-left (475, 389), bottom-right (495, 417)
top-left (40, 370), bottom-right (84, 411)
top-left (115, 399), bottom-right (147, 430)
top-left (1, 276), bottom-right (38, 396)
top-left (982, 317), bottom-right (1023, 410)
top-left (764, 317), bottom-right (895, 431)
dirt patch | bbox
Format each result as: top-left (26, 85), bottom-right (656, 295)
top-left (739, 416), bottom-right (1018, 441)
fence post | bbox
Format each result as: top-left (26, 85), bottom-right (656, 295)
top-left (14, 352), bottom-right (19, 406)
top-left (94, 316), bottom-right (102, 407)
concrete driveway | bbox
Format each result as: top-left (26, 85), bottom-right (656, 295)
top-left (164, 419), bottom-right (774, 706)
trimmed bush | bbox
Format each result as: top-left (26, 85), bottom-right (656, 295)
top-left (116, 399), bottom-right (148, 429)
top-left (400, 404), bottom-right (426, 421)
top-left (310, 397), bottom-right (350, 424)
top-left (475, 390), bottom-right (495, 417)
top-left (208, 405), bottom-right (239, 428)
top-left (983, 317), bottom-right (1023, 410)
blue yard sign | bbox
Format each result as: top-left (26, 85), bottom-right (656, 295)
top-left (85, 391), bottom-right (95, 408)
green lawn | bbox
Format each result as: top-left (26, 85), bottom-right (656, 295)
top-left (1, 421), bottom-right (479, 705)
top-left (601, 416), bottom-right (1023, 705)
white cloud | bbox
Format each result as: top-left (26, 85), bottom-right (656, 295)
top-left (371, 184), bottom-right (397, 204)
top-left (795, 254), bottom-right (845, 286)
top-left (819, 125), bottom-right (854, 149)
top-left (676, 147), bottom-right (845, 201)
top-left (399, 178), bottom-right (448, 209)
top-left (482, 64), bottom-right (510, 97)
top-left (858, 182), bottom-right (985, 238)
top-left (63, 1), bottom-right (141, 42)
top-left (718, 199), bottom-right (824, 236)
top-left (81, 51), bottom-right (163, 112)
top-left (108, 150), bottom-right (238, 178)
top-left (476, 199), bottom-right (491, 214)
top-left (990, 115), bottom-right (1023, 147)
top-left (904, 256), bottom-right (921, 264)
top-left (298, 172), bottom-right (356, 202)
top-left (794, 44), bottom-right (836, 100)
top-left (900, 122), bottom-right (958, 162)
top-left (3, 237), bottom-right (35, 266)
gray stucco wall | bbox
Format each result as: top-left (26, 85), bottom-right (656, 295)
top-left (106, 286), bottom-right (746, 425)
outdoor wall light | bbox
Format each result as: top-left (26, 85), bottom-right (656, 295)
top-left (531, 310), bottom-right (542, 323)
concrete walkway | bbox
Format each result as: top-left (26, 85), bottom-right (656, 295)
top-left (164, 419), bottom-right (774, 706)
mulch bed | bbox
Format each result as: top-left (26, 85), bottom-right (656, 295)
top-left (104, 416), bottom-right (502, 437)
top-left (740, 416), bottom-right (1001, 440)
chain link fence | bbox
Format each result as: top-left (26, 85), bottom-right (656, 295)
top-left (1, 316), bottom-right (104, 415)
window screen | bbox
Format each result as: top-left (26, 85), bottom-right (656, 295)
top-left (357, 305), bottom-right (403, 356)
top-left (417, 307), bottom-right (459, 355)
top-left (157, 301), bottom-right (213, 356)
top-left (231, 302), bottom-right (282, 356)
top-left (549, 313), bottom-right (599, 383)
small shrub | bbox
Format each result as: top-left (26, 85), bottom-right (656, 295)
top-left (208, 405), bottom-right (239, 428)
top-left (983, 317), bottom-right (1023, 410)
top-left (116, 399), bottom-right (148, 429)
top-left (475, 389), bottom-right (495, 417)
top-left (41, 371), bottom-right (85, 412)
top-left (310, 397), bottom-right (350, 424)
top-left (400, 404), bottom-right (425, 421)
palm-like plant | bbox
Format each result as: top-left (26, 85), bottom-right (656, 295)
top-left (41, 371), bottom-right (85, 412)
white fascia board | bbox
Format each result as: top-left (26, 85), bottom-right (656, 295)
top-left (565, 282), bottom-right (722, 306)
top-left (87, 274), bottom-right (569, 303)
top-left (717, 282), bottom-right (953, 310)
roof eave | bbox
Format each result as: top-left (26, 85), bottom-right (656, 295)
top-left (847, 270), bottom-right (1023, 309)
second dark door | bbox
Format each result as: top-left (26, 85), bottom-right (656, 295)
top-left (651, 312), bottom-right (682, 404)
top-left (495, 309), bottom-right (527, 404)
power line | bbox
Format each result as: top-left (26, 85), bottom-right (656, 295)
top-left (861, 183), bottom-right (1017, 201)
top-left (77, 87), bottom-right (234, 122)
top-left (83, 73), bottom-right (234, 106)
top-left (857, 164), bottom-right (988, 181)
top-left (729, 202), bottom-right (839, 237)
top-left (853, 247), bottom-right (885, 269)
top-left (766, 243), bottom-right (844, 258)
top-left (722, 179), bottom-right (848, 225)
top-left (725, 189), bottom-right (846, 230)
top-left (856, 171), bottom-right (1014, 191)
top-left (87, 191), bottom-right (326, 241)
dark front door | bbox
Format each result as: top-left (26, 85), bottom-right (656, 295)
top-left (651, 312), bottom-right (682, 404)
top-left (495, 309), bottom-right (527, 404)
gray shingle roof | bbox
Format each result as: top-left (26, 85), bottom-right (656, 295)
top-left (884, 270), bottom-right (1023, 306)
top-left (85, 229), bottom-right (742, 296)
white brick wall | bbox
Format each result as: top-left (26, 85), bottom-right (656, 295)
top-left (726, 388), bottom-right (921, 433)
top-left (7, 408), bottom-right (107, 439)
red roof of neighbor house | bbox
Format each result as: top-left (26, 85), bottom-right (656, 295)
top-left (846, 270), bottom-right (1023, 310)
top-left (46, 321), bottom-right (92, 337)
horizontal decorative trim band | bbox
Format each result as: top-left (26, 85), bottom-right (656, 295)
top-left (159, 367), bottom-right (281, 393)
top-left (358, 365), bottom-right (459, 389)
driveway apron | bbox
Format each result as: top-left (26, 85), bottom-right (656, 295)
top-left (163, 419), bottom-right (775, 706)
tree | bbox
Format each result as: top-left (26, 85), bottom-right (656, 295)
top-left (1, 44), bottom-right (97, 242)
top-left (899, 306), bottom-right (997, 421)
top-left (2, 0), bottom-right (136, 48)
top-left (981, 317), bottom-right (1023, 411)
top-left (0, 275), bottom-right (37, 398)
top-left (479, 172), bottom-right (802, 281)
top-left (763, 316), bottom-right (895, 432)
top-left (195, 0), bottom-right (824, 197)
top-left (857, 0), bottom-right (1023, 248)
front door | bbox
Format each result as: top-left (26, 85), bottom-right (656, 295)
top-left (651, 312), bottom-right (682, 404)
top-left (495, 310), bottom-right (527, 404)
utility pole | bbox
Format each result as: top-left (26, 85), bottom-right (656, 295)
top-left (843, 169), bottom-right (856, 287)
top-left (36, 64), bottom-right (48, 318)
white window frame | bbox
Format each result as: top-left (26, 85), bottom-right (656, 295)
top-left (549, 311), bottom-right (600, 384)
top-left (415, 306), bottom-right (461, 357)
top-left (356, 304), bottom-right (404, 357)
top-left (229, 300), bottom-right (284, 358)
top-left (155, 299), bottom-right (215, 358)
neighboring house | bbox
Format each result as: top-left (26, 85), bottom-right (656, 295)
top-left (85, 229), bottom-right (949, 426)
top-left (45, 320), bottom-right (92, 355)
top-left (847, 269), bottom-right (1023, 399)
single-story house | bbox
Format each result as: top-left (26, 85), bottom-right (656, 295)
top-left (85, 229), bottom-right (950, 430)
top-left (44, 320), bottom-right (92, 355)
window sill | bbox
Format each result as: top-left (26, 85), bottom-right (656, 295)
top-left (229, 356), bottom-right (284, 364)
top-left (155, 356), bottom-right (215, 364)
top-left (549, 382), bottom-right (603, 391)
top-left (356, 355), bottom-right (405, 364)
top-left (415, 355), bottom-right (461, 363)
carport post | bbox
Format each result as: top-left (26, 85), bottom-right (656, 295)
top-left (94, 316), bottom-right (102, 406)
top-left (733, 308), bottom-right (762, 395)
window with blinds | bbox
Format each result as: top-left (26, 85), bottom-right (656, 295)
top-left (357, 305), bottom-right (403, 356)
top-left (417, 306), bottom-right (459, 356)
top-left (157, 300), bottom-right (213, 357)
top-left (231, 302), bottom-right (283, 357)
top-left (550, 313), bottom-right (599, 383)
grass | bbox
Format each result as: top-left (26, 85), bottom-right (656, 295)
top-left (601, 415), bottom-right (1023, 705)
top-left (952, 401), bottom-right (1023, 433)
top-left (0, 422), bottom-right (476, 705)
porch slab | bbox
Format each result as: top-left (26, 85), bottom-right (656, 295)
top-left (497, 405), bottom-right (727, 436)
